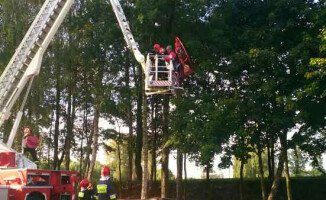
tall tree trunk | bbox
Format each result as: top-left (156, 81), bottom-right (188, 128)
top-left (126, 62), bottom-right (133, 190)
top-left (135, 65), bottom-right (143, 181)
top-left (127, 111), bottom-right (133, 190)
top-left (87, 96), bottom-right (101, 180)
top-left (176, 150), bottom-right (183, 200)
top-left (81, 73), bottom-right (89, 177)
top-left (117, 130), bottom-right (122, 198)
top-left (65, 85), bottom-right (72, 170)
top-left (271, 142), bottom-right (275, 179)
top-left (281, 134), bottom-right (293, 200)
top-left (141, 75), bottom-right (149, 199)
top-left (87, 60), bottom-right (103, 179)
top-left (82, 128), bottom-right (93, 178)
top-left (58, 150), bottom-right (65, 170)
top-left (267, 142), bottom-right (286, 200)
top-left (48, 112), bottom-right (54, 169)
top-left (239, 160), bottom-right (244, 200)
top-left (267, 146), bottom-right (272, 180)
top-left (294, 146), bottom-right (300, 176)
top-left (161, 95), bottom-right (170, 198)
top-left (206, 165), bottom-right (210, 181)
top-left (80, 127), bottom-right (84, 175)
top-left (65, 81), bottom-right (76, 170)
top-left (183, 153), bottom-right (187, 200)
top-left (150, 99), bottom-right (157, 183)
top-left (258, 148), bottom-right (267, 200)
top-left (284, 152), bottom-right (293, 200)
top-left (267, 138), bottom-right (273, 180)
top-left (271, 142), bottom-right (275, 180)
top-left (151, 136), bottom-right (157, 182)
top-left (53, 65), bottom-right (61, 170)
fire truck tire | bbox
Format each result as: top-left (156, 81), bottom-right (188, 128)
top-left (26, 191), bottom-right (45, 200)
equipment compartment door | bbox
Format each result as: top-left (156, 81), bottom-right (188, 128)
top-left (0, 186), bottom-right (9, 200)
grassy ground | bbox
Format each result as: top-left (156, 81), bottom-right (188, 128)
top-left (115, 177), bottom-right (326, 200)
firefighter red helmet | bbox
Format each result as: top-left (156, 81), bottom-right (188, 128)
top-left (80, 179), bottom-right (89, 188)
top-left (101, 166), bottom-right (110, 177)
top-left (153, 43), bottom-right (160, 50)
top-left (159, 47), bottom-right (166, 54)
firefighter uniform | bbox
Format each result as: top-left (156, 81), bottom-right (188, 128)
top-left (78, 188), bottom-right (95, 200)
top-left (96, 178), bottom-right (117, 200)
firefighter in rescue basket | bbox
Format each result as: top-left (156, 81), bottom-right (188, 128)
top-left (95, 166), bottom-right (117, 200)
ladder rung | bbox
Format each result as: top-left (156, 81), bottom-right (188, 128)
top-left (53, 5), bottom-right (60, 14)
top-left (23, 57), bottom-right (32, 65)
top-left (27, 52), bottom-right (35, 59)
top-left (18, 68), bottom-right (25, 73)
top-left (14, 72), bottom-right (23, 80)
top-left (35, 39), bottom-right (43, 47)
top-left (39, 31), bottom-right (47, 40)
top-left (20, 63), bottom-right (28, 70)
top-left (26, 54), bottom-right (33, 60)
top-left (54, 5), bottom-right (63, 14)
top-left (43, 26), bottom-right (51, 33)
top-left (50, 12), bottom-right (59, 20)
top-left (58, 0), bottom-right (66, 7)
top-left (0, 0), bottom-right (72, 104)
top-left (46, 18), bottom-right (55, 27)
top-left (34, 41), bottom-right (41, 47)
top-left (31, 44), bottom-right (39, 53)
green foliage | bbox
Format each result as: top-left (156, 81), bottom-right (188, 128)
top-left (2, 1), bottom-right (326, 193)
top-left (233, 152), bottom-right (269, 178)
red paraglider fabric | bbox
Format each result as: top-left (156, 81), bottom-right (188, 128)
top-left (174, 37), bottom-right (194, 77)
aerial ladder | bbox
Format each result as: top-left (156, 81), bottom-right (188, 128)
top-left (0, 0), bottom-right (74, 169)
top-left (0, 0), bottom-right (182, 151)
top-left (0, 1), bottom-right (78, 200)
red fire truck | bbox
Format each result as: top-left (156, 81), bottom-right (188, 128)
top-left (0, 168), bottom-right (78, 200)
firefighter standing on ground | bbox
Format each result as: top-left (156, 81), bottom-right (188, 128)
top-left (78, 179), bottom-right (95, 200)
top-left (95, 166), bottom-right (117, 200)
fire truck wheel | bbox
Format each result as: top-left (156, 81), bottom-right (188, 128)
top-left (26, 191), bottom-right (45, 200)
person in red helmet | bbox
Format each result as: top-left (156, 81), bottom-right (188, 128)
top-left (78, 179), bottom-right (95, 200)
top-left (164, 45), bottom-right (177, 62)
top-left (153, 43), bottom-right (165, 55)
top-left (164, 45), bottom-right (181, 87)
top-left (153, 43), bottom-right (160, 51)
top-left (95, 166), bottom-right (117, 200)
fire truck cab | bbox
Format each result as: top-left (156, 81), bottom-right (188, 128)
top-left (0, 169), bottom-right (78, 200)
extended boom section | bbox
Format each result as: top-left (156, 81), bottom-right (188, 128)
top-left (109, 0), bottom-right (146, 68)
top-left (0, 0), bottom-right (74, 128)
top-left (109, 0), bottom-right (178, 95)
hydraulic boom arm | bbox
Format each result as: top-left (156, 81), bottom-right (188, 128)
top-left (0, 0), bottom-right (148, 154)
top-left (109, 0), bottom-right (146, 70)
top-left (0, 0), bottom-right (74, 147)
